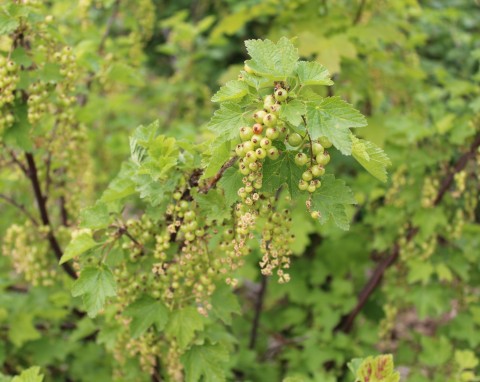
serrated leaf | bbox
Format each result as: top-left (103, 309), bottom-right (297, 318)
top-left (202, 142), bottom-right (232, 179)
top-left (306, 97), bottom-right (367, 155)
top-left (182, 343), bottom-right (229, 382)
top-left (166, 306), bottom-right (204, 350)
top-left (8, 314), bottom-right (41, 347)
top-left (261, 151), bottom-right (303, 198)
top-left (354, 354), bottom-right (400, 382)
top-left (210, 285), bottom-right (241, 325)
top-left (207, 103), bottom-right (248, 144)
top-left (245, 37), bottom-right (299, 79)
top-left (71, 265), bottom-right (116, 318)
top-left (60, 232), bottom-right (102, 265)
top-left (296, 61), bottom-right (333, 86)
top-left (137, 135), bottom-right (179, 181)
top-left (79, 202), bottom-right (110, 230)
top-left (193, 189), bottom-right (230, 225)
top-left (211, 80), bottom-right (249, 102)
top-left (218, 167), bottom-right (243, 206)
top-left (11, 367), bottom-right (44, 382)
top-left (351, 136), bottom-right (391, 182)
top-left (0, 8), bottom-right (19, 35)
top-left (311, 175), bottom-right (356, 230)
top-left (124, 295), bottom-right (169, 338)
top-left (280, 99), bottom-right (306, 126)
top-left (101, 162), bottom-right (136, 202)
top-left (240, 71), bottom-right (271, 90)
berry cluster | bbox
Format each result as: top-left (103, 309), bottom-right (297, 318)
top-left (27, 81), bottom-right (49, 124)
top-left (295, 136), bottom-right (332, 193)
top-left (0, 57), bottom-right (19, 133)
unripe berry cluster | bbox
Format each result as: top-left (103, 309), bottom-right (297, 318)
top-left (295, 136), bottom-right (332, 193)
top-left (0, 56), bottom-right (19, 132)
top-left (27, 81), bottom-right (49, 124)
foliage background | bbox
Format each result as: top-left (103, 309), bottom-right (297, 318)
top-left (1, 0), bottom-right (480, 381)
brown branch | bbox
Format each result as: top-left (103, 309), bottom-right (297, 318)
top-left (249, 275), bottom-right (268, 349)
top-left (336, 132), bottom-right (480, 333)
top-left (98, 0), bottom-right (121, 55)
top-left (353, 0), bottom-right (367, 25)
top-left (0, 194), bottom-right (39, 226)
top-left (201, 156), bottom-right (238, 193)
top-left (25, 153), bottom-right (77, 279)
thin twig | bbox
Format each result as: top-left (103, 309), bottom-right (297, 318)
top-left (98, 0), bottom-right (121, 55)
top-left (25, 153), bottom-right (77, 279)
top-left (335, 132), bottom-right (480, 333)
top-left (353, 0), bottom-right (367, 25)
top-left (201, 156), bottom-right (238, 193)
top-left (249, 275), bottom-right (268, 349)
top-left (0, 194), bottom-right (39, 226)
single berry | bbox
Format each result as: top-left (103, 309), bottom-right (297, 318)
top-left (253, 123), bottom-right (263, 135)
top-left (311, 165), bottom-right (325, 177)
top-left (316, 152), bottom-right (330, 165)
top-left (298, 180), bottom-right (308, 191)
top-left (288, 133), bottom-right (303, 147)
top-left (269, 104), bottom-right (281, 114)
top-left (266, 127), bottom-right (279, 140)
top-left (251, 134), bottom-right (262, 146)
top-left (319, 136), bottom-right (332, 148)
top-left (295, 152), bottom-right (308, 166)
top-left (249, 162), bottom-right (259, 171)
top-left (235, 144), bottom-right (245, 157)
top-left (307, 184), bottom-right (316, 193)
top-left (268, 147), bottom-right (280, 160)
top-left (260, 138), bottom-right (272, 149)
top-left (255, 148), bottom-right (267, 159)
top-left (245, 150), bottom-right (257, 163)
top-left (302, 170), bottom-right (313, 182)
top-left (264, 95), bottom-right (276, 109)
top-left (240, 126), bottom-right (254, 141)
top-left (263, 113), bottom-right (277, 127)
top-left (274, 88), bottom-right (288, 102)
top-left (311, 211), bottom-right (320, 219)
top-left (312, 142), bottom-right (324, 155)
top-left (243, 141), bottom-right (254, 152)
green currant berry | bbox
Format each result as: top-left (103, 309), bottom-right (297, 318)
top-left (248, 173), bottom-right (256, 182)
top-left (307, 184), bottom-right (316, 193)
top-left (302, 170), bottom-right (313, 182)
top-left (240, 126), bottom-right (254, 141)
top-left (263, 113), bottom-right (277, 127)
top-left (316, 152), bottom-right (330, 165)
top-left (235, 144), bottom-right (245, 157)
top-left (253, 123), bottom-right (263, 135)
top-left (269, 104), bottom-right (281, 114)
top-left (264, 95), bottom-right (276, 109)
top-left (185, 232), bottom-right (195, 241)
top-left (238, 187), bottom-right (247, 198)
top-left (295, 152), bottom-right (308, 166)
top-left (298, 179), bottom-right (308, 191)
top-left (268, 147), bottom-right (280, 160)
top-left (319, 136), bottom-right (332, 148)
top-left (274, 87), bottom-right (288, 101)
top-left (311, 165), bottom-right (325, 177)
top-left (249, 161), bottom-right (259, 171)
top-left (6, 61), bottom-right (16, 72)
top-left (253, 110), bottom-right (267, 123)
top-left (245, 150), bottom-right (257, 163)
top-left (288, 132), bottom-right (303, 147)
top-left (256, 148), bottom-right (267, 159)
top-left (173, 191), bottom-right (182, 200)
top-left (184, 211), bottom-right (196, 221)
top-left (313, 179), bottom-right (321, 189)
top-left (245, 185), bottom-right (254, 193)
top-left (312, 142), bottom-right (324, 155)
top-left (266, 127), bottom-right (279, 140)
top-left (243, 141), bottom-right (254, 152)
top-left (195, 228), bottom-right (205, 236)
top-left (254, 180), bottom-right (262, 189)
top-left (179, 200), bottom-right (189, 210)
top-left (251, 134), bottom-right (262, 147)
top-left (311, 211), bottom-right (320, 219)
top-left (260, 138), bottom-right (272, 149)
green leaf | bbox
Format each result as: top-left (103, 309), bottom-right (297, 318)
top-left (311, 175), bottom-right (356, 230)
top-left (136, 135), bottom-right (179, 181)
top-left (193, 189), bottom-right (230, 225)
top-left (306, 97), bottom-right (367, 155)
top-left (354, 355), bottom-right (400, 382)
top-left (80, 202), bottom-right (110, 230)
top-left (8, 314), bottom-right (41, 347)
top-left (71, 265), bottom-right (116, 318)
top-left (166, 306), bottom-right (204, 350)
top-left (0, 8), bottom-right (19, 35)
top-left (202, 142), bottom-right (232, 179)
top-left (124, 295), bottom-right (169, 338)
top-left (11, 367), bottom-right (44, 382)
top-left (296, 61), bottom-right (333, 86)
top-left (261, 151), bottom-right (303, 198)
top-left (280, 99), bottom-right (306, 126)
top-left (60, 232), bottom-right (101, 265)
top-left (351, 136), bottom-right (391, 182)
top-left (218, 167), bottom-right (244, 206)
top-left (211, 80), bottom-right (249, 103)
top-left (182, 343), bottom-right (229, 382)
top-left (245, 37), bottom-right (299, 79)
top-left (210, 285), bottom-right (241, 325)
top-left (207, 103), bottom-right (248, 144)
top-left (101, 162), bottom-right (136, 202)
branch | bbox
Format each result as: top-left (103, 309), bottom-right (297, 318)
top-left (249, 275), bottom-right (268, 349)
top-left (336, 132), bottom-right (480, 333)
top-left (0, 194), bottom-right (39, 226)
top-left (98, 0), bottom-right (121, 55)
top-left (25, 153), bottom-right (77, 279)
top-left (352, 0), bottom-right (367, 25)
top-left (200, 156), bottom-right (238, 193)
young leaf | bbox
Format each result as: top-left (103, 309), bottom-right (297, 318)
top-left (72, 265), bottom-right (117, 318)
top-left (60, 232), bottom-right (102, 265)
top-left (310, 174), bottom-right (356, 230)
top-left (207, 103), bottom-right (248, 144)
top-left (124, 295), bottom-right (169, 338)
top-left (79, 202), bottom-right (110, 230)
top-left (351, 136), bottom-right (391, 182)
top-left (182, 343), bottom-right (229, 382)
top-left (245, 37), bottom-right (299, 79)
top-left (306, 97), bottom-right (367, 155)
top-left (353, 354), bottom-right (400, 382)
top-left (11, 367), bottom-right (44, 382)
top-left (166, 306), bottom-right (204, 350)
top-left (211, 80), bottom-right (249, 103)
top-left (296, 61), bottom-right (333, 86)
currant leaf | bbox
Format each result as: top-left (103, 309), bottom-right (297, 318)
top-left (296, 61), bottom-right (333, 86)
top-left (124, 295), bottom-right (169, 338)
top-left (351, 136), bottom-right (391, 182)
top-left (182, 343), bottom-right (229, 382)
